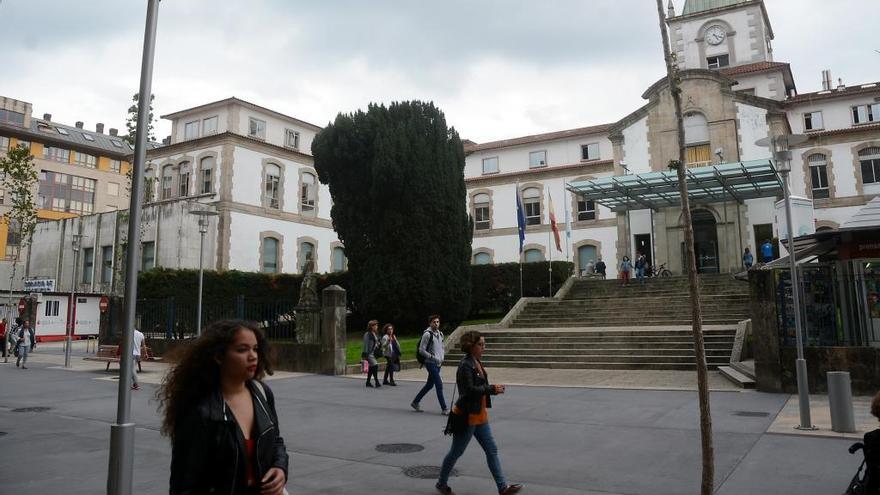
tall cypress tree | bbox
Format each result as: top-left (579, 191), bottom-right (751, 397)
top-left (313, 101), bottom-right (472, 332)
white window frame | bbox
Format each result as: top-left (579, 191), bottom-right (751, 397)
top-left (264, 164), bottom-right (281, 210)
top-left (262, 237), bottom-right (279, 274)
top-left (852, 103), bottom-right (880, 125)
top-left (473, 193), bottom-right (491, 230)
top-left (249, 117), bottom-right (267, 139)
top-left (522, 187), bottom-right (541, 225)
top-left (109, 159), bottom-right (122, 173)
top-left (178, 161), bottom-right (191, 197)
top-left (199, 157), bottom-right (214, 194)
top-left (706, 54), bottom-right (730, 69)
top-left (577, 196), bottom-right (596, 221)
top-left (808, 154), bottom-right (829, 199)
top-left (581, 143), bottom-right (600, 161)
top-left (803, 111), bottom-right (824, 131)
top-left (202, 116), bottom-right (218, 135)
top-left (482, 157), bottom-right (499, 175)
top-left (529, 150), bottom-right (547, 168)
top-left (107, 182), bottom-right (120, 196)
top-left (285, 129), bottom-right (301, 149)
top-left (300, 172), bottom-right (316, 214)
top-left (141, 241), bottom-right (155, 271)
top-left (184, 120), bottom-right (200, 140)
top-left (161, 165), bottom-right (174, 200)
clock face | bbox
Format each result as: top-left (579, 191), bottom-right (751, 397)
top-left (706, 25), bottom-right (726, 45)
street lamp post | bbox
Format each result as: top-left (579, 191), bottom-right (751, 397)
top-left (64, 228), bottom-right (82, 368)
top-left (756, 133), bottom-right (816, 430)
top-left (189, 210), bottom-right (217, 336)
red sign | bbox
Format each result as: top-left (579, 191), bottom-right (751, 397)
top-left (99, 296), bottom-right (110, 313)
top-left (17, 298), bottom-right (26, 313)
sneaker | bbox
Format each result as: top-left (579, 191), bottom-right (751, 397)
top-left (389, 381), bottom-right (397, 386)
top-left (366, 382), bottom-right (374, 388)
top-left (410, 401), bottom-right (423, 412)
top-left (21, 366), bottom-right (28, 369)
top-left (441, 409), bottom-right (450, 416)
top-left (499, 483), bottom-right (523, 494)
top-left (435, 483), bottom-right (454, 495)
top-left (374, 382), bottom-right (381, 388)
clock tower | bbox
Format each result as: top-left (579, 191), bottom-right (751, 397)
top-left (666, 0), bottom-right (775, 71)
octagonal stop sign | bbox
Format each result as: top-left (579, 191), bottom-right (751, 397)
top-left (17, 298), bottom-right (26, 313)
top-left (99, 296), bottom-right (110, 314)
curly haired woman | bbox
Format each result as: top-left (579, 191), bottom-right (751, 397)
top-left (158, 319), bottom-right (289, 494)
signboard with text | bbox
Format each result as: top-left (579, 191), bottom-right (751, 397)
top-left (23, 278), bottom-right (56, 292)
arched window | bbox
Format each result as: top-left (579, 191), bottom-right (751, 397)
top-left (178, 161), bottom-right (191, 197)
top-left (161, 165), bottom-right (174, 200)
top-left (473, 252), bottom-right (492, 265)
top-left (331, 246), bottom-right (346, 272)
top-left (199, 156), bottom-right (215, 194)
top-left (522, 187), bottom-right (541, 225)
top-left (264, 163), bottom-right (281, 209)
top-left (301, 172), bottom-right (316, 215)
top-left (143, 166), bottom-right (155, 202)
top-left (807, 153), bottom-right (829, 199)
top-left (684, 113), bottom-right (711, 167)
top-left (578, 245), bottom-right (598, 274)
top-left (300, 241), bottom-right (315, 272)
top-left (524, 248), bottom-right (543, 263)
top-left (859, 147), bottom-right (880, 185)
top-left (473, 193), bottom-right (491, 230)
top-left (262, 237), bottom-right (279, 273)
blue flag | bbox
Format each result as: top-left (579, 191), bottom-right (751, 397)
top-left (516, 190), bottom-right (526, 253)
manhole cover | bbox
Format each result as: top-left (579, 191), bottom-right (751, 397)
top-left (376, 443), bottom-right (424, 454)
top-left (402, 466), bottom-right (458, 479)
top-left (732, 411), bottom-right (770, 417)
top-left (12, 407), bottom-right (51, 413)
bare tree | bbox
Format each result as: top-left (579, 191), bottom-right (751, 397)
top-left (654, 2), bottom-right (715, 493)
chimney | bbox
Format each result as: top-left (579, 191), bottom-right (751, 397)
top-left (109, 128), bottom-right (118, 137)
top-left (667, 0), bottom-right (675, 18)
top-left (96, 123), bottom-right (104, 134)
top-left (75, 121), bottom-right (84, 129)
top-left (43, 113), bottom-right (52, 122)
top-left (837, 77), bottom-right (846, 91)
top-left (821, 70), bottom-right (832, 91)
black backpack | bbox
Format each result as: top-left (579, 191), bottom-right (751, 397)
top-left (416, 331), bottom-right (435, 367)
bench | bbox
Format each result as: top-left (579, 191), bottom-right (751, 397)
top-left (83, 344), bottom-right (161, 372)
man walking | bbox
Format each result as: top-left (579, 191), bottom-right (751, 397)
top-left (16, 321), bottom-right (30, 369)
top-left (411, 315), bottom-right (448, 415)
top-left (635, 252), bottom-right (647, 284)
top-left (131, 325), bottom-right (145, 390)
top-left (595, 258), bottom-right (607, 279)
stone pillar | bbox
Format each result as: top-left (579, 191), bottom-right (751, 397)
top-left (320, 285), bottom-right (347, 375)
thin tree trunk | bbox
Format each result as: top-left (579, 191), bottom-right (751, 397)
top-left (654, 2), bottom-right (715, 494)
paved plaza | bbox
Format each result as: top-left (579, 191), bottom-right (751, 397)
top-left (0, 343), bottom-right (871, 494)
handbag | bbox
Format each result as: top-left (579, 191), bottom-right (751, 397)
top-left (362, 360), bottom-right (369, 373)
top-left (443, 384), bottom-right (467, 436)
top-left (391, 362), bottom-right (401, 373)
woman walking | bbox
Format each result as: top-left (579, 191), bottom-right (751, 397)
top-left (620, 256), bottom-right (632, 285)
top-left (15, 320), bottom-right (30, 369)
top-left (159, 319), bottom-right (288, 495)
top-left (436, 331), bottom-right (522, 495)
top-left (362, 320), bottom-right (382, 388)
top-left (381, 323), bottom-right (400, 386)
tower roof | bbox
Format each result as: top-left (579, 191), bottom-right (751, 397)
top-left (682, 0), bottom-right (748, 15)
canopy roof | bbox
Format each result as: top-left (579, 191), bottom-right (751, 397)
top-left (566, 159), bottom-right (782, 212)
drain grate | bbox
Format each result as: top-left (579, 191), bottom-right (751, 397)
top-left (12, 407), bottom-right (52, 413)
top-left (402, 466), bottom-right (458, 479)
top-left (377, 443), bottom-right (424, 454)
top-left (732, 411), bottom-right (770, 417)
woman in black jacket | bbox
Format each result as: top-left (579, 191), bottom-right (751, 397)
top-left (436, 330), bottom-right (522, 495)
top-left (865, 391), bottom-right (880, 494)
top-left (158, 319), bottom-right (288, 495)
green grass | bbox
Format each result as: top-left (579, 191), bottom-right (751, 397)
top-left (345, 335), bottom-right (422, 365)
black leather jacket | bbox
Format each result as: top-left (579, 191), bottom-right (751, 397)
top-left (170, 380), bottom-right (289, 495)
top-left (454, 355), bottom-right (497, 415)
top-left (865, 429), bottom-right (880, 494)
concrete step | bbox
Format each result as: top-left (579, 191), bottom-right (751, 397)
top-left (445, 352), bottom-right (729, 364)
top-left (718, 365), bottom-right (756, 388)
top-left (442, 359), bottom-right (728, 370)
top-left (447, 347), bottom-right (733, 357)
top-left (510, 319), bottom-right (744, 327)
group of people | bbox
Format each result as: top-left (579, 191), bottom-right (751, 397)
top-left (361, 319), bottom-right (401, 387)
top-left (618, 252), bottom-right (648, 284)
top-left (1, 317), bottom-right (35, 368)
top-left (159, 315), bottom-right (522, 494)
top-left (741, 240), bottom-right (776, 270)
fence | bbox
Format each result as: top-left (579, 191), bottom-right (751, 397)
top-left (137, 296), bottom-right (299, 341)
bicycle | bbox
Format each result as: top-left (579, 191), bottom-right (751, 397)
top-left (649, 262), bottom-right (672, 277)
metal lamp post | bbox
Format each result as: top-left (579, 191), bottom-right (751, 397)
top-left (189, 209), bottom-right (217, 336)
top-left (65, 229), bottom-right (82, 368)
top-left (756, 133), bottom-right (816, 430)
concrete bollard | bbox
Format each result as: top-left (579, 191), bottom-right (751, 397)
top-left (827, 371), bottom-right (856, 433)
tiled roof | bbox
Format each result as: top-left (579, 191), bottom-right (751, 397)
top-left (0, 119), bottom-right (148, 157)
top-left (841, 197), bottom-right (880, 230)
top-left (464, 124), bottom-right (613, 153)
top-left (800, 122), bottom-right (880, 139)
top-left (161, 96), bottom-right (323, 131)
top-left (682, 0), bottom-right (747, 15)
top-left (786, 82), bottom-right (880, 104)
top-left (719, 61), bottom-right (789, 77)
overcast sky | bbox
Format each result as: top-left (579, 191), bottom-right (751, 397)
top-left (0, 0), bottom-right (876, 144)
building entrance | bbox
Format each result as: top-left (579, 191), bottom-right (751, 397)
top-left (687, 209), bottom-right (719, 273)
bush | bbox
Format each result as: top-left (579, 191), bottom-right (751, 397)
top-left (469, 261), bottom-right (572, 317)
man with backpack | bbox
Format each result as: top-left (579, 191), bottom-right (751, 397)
top-left (411, 314), bottom-right (448, 415)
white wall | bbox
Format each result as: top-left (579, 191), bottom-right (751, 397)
top-left (673, 4), bottom-right (767, 69)
top-left (237, 109), bottom-right (317, 153)
top-left (622, 116), bottom-right (650, 173)
top-left (227, 211), bottom-right (340, 274)
top-left (464, 133), bottom-right (611, 179)
top-left (744, 197), bottom-right (776, 251)
top-left (173, 108), bottom-right (230, 143)
top-left (787, 93), bottom-right (877, 134)
top-left (147, 144), bottom-right (225, 201)
top-left (732, 73), bottom-right (783, 100)
top-left (736, 103), bottom-right (770, 161)
top-left (230, 147), bottom-right (330, 218)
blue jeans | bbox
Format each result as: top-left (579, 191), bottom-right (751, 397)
top-left (439, 422), bottom-right (507, 492)
top-left (636, 267), bottom-right (645, 282)
top-left (413, 362), bottom-right (447, 410)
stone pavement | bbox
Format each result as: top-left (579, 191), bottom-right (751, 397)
top-left (0, 343), bottom-right (872, 494)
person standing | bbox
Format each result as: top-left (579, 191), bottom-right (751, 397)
top-left (595, 258), bottom-right (607, 279)
top-left (160, 319), bottom-right (288, 495)
top-left (381, 323), bottom-right (400, 386)
top-left (436, 331), bottom-right (522, 495)
top-left (635, 253), bottom-right (646, 284)
top-left (742, 247), bottom-right (754, 270)
top-left (863, 391), bottom-right (880, 494)
top-left (619, 256), bottom-right (632, 285)
top-left (411, 315), bottom-right (448, 415)
top-left (362, 320), bottom-right (382, 388)
top-left (0, 318), bottom-right (7, 361)
top-left (131, 326), bottom-right (146, 391)
top-left (15, 321), bottom-right (30, 369)
top-left (761, 239), bottom-right (774, 263)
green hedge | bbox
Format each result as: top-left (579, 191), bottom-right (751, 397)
top-left (470, 261), bottom-right (573, 316)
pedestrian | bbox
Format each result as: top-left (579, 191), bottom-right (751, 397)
top-left (742, 247), bottom-right (754, 270)
top-left (436, 330), bottom-right (522, 495)
top-left (585, 260), bottom-right (595, 276)
top-left (861, 391), bottom-right (880, 494)
top-left (362, 320), bottom-right (382, 388)
top-left (381, 323), bottom-right (400, 386)
top-left (131, 326), bottom-right (145, 391)
top-left (635, 252), bottom-right (646, 284)
top-left (761, 239), bottom-right (774, 263)
top-left (411, 314), bottom-right (448, 415)
top-left (620, 256), bottom-right (632, 285)
top-left (22, 319), bottom-right (35, 351)
top-left (0, 318), bottom-right (6, 361)
top-left (15, 321), bottom-right (30, 369)
top-left (595, 258), bottom-right (607, 279)
top-left (159, 319), bottom-right (288, 495)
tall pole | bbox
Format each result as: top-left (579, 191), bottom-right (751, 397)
top-left (196, 220), bottom-right (205, 336)
top-left (780, 158), bottom-right (814, 430)
top-left (107, 0), bottom-right (160, 493)
top-left (65, 222), bottom-right (82, 368)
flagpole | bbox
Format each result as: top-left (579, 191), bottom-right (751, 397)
top-left (564, 184), bottom-right (572, 274)
top-left (547, 189), bottom-right (553, 297)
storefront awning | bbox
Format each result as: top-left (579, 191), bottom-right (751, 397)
top-left (566, 159), bottom-right (782, 212)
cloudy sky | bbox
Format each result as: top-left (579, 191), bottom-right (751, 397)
top-left (1, 0), bottom-right (876, 144)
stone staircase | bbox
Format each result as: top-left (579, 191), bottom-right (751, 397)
top-left (447, 274), bottom-right (751, 371)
